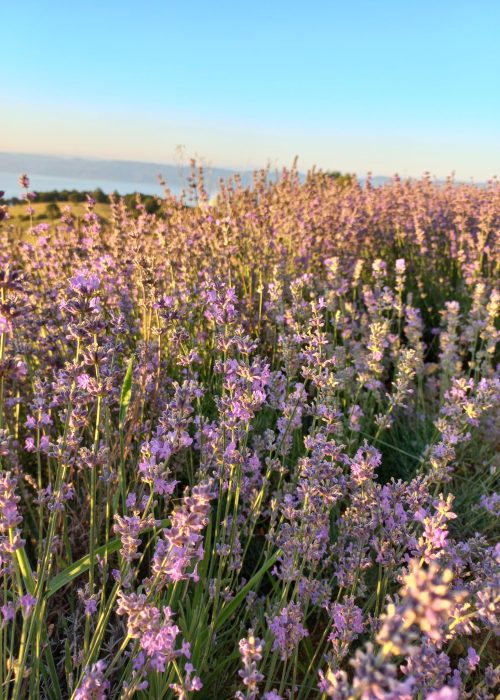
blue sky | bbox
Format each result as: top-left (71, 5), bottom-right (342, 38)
top-left (1, 0), bottom-right (499, 178)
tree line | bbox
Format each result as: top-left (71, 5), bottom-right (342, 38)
top-left (0, 188), bottom-right (161, 216)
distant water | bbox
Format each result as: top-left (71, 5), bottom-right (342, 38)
top-left (0, 172), bottom-right (181, 199)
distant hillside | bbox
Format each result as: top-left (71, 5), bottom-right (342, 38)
top-left (0, 152), bottom-right (400, 199)
top-left (0, 152), bottom-right (269, 192)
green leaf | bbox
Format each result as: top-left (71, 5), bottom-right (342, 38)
top-left (14, 547), bottom-right (63, 697)
top-left (46, 518), bottom-right (170, 597)
top-left (47, 539), bottom-right (122, 597)
top-left (119, 356), bottom-right (134, 426)
top-left (15, 546), bottom-right (36, 594)
top-left (215, 549), bottom-right (280, 630)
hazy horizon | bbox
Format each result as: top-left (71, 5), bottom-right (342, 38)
top-left (0, 149), bottom-right (493, 184)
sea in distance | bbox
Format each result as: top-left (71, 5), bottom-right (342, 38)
top-left (0, 172), bottom-right (181, 200)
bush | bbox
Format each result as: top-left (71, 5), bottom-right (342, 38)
top-left (44, 201), bottom-right (62, 219)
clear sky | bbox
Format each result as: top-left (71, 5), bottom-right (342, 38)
top-left (1, 0), bottom-right (499, 179)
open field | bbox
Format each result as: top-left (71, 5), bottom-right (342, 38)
top-left (6, 201), bottom-right (112, 231)
top-left (0, 171), bottom-right (498, 699)
top-left (8, 200), bottom-right (112, 219)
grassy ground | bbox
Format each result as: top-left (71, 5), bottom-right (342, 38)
top-left (6, 201), bottom-right (112, 232)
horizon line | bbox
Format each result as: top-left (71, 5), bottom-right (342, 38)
top-left (1, 149), bottom-right (495, 184)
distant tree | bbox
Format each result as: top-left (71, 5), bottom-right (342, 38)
top-left (123, 194), bottom-right (136, 211)
top-left (326, 170), bottom-right (343, 180)
top-left (39, 190), bottom-right (59, 202)
top-left (143, 196), bottom-right (160, 214)
top-left (92, 188), bottom-right (108, 203)
top-left (307, 170), bottom-right (355, 189)
top-left (325, 171), bottom-right (355, 187)
top-left (45, 202), bottom-right (62, 219)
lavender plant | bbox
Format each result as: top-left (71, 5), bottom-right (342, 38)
top-left (0, 168), bottom-right (498, 699)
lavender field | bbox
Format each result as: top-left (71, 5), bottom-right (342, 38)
top-left (0, 169), bottom-right (498, 699)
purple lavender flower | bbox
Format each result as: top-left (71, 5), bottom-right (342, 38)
top-left (113, 512), bottom-right (158, 563)
top-left (425, 688), bottom-right (459, 700)
top-left (479, 492), bottom-right (500, 516)
top-left (236, 630), bottom-right (264, 700)
top-left (20, 594), bottom-right (37, 617)
top-left (350, 643), bottom-right (414, 699)
top-left (151, 480), bottom-right (215, 585)
top-left (326, 597), bottom-right (364, 659)
top-left (267, 603), bottom-right (308, 660)
top-left (399, 560), bottom-right (466, 642)
top-left (116, 592), bottom-right (189, 673)
top-left (74, 661), bottom-right (110, 700)
top-left (1, 602), bottom-right (15, 624)
top-left (18, 174), bottom-right (30, 189)
top-left (0, 471), bottom-right (24, 575)
top-left (318, 667), bottom-right (350, 699)
top-left (169, 662), bottom-right (203, 698)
